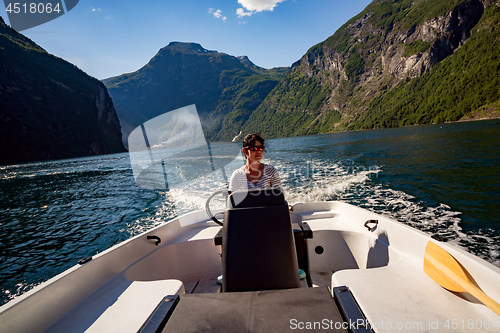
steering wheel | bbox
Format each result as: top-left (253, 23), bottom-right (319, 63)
top-left (205, 190), bottom-right (227, 226)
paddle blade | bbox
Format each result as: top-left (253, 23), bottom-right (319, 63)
top-left (424, 241), bottom-right (468, 292)
top-left (424, 241), bottom-right (500, 316)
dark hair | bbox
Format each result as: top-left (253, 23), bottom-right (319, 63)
top-left (242, 133), bottom-right (264, 148)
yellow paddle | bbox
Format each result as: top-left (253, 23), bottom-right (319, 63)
top-left (424, 241), bottom-right (500, 316)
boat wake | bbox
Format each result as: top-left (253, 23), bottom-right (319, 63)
top-left (278, 159), bottom-right (500, 268)
top-left (129, 157), bottom-right (500, 268)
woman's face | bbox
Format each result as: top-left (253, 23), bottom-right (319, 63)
top-left (244, 140), bottom-right (264, 163)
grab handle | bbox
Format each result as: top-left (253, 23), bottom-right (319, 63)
top-left (147, 235), bottom-right (161, 246)
top-left (364, 220), bottom-right (378, 232)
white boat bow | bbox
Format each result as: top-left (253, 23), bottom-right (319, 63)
top-left (1, 197), bottom-right (499, 333)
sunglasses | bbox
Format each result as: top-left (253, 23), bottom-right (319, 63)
top-left (244, 146), bottom-right (265, 151)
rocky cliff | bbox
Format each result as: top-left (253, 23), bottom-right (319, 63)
top-left (0, 17), bottom-right (126, 165)
top-left (241, 0), bottom-right (500, 138)
top-left (104, 42), bottom-right (287, 144)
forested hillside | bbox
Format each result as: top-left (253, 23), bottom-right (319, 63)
top-left (0, 17), bottom-right (125, 165)
top-left (241, 0), bottom-right (500, 139)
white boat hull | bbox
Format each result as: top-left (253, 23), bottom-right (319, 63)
top-left (1, 201), bottom-right (499, 332)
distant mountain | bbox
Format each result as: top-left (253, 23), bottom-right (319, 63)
top-left (236, 55), bottom-right (289, 79)
top-left (105, 1), bottom-right (500, 143)
top-left (104, 42), bottom-right (288, 144)
top-left (241, 0), bottom-right (500, 138)
top-left (0, 17), bottom-right (125, 165)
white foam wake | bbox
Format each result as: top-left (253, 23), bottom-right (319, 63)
top-left (128, 157), bottom-right (500, 267)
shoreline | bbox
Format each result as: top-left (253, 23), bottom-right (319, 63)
top-left (332, 113), bottom-right (500, 135)
top-left (3, 115), bottom-right (499, 167)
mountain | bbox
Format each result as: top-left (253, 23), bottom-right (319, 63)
top-left (0, 17), bottom-right (126, 165)
top-left (241, 0), bottom-right (500, 138)
top-left (236, 55), bottom-right (289, 79)
top-left (104, 42), bottom-right (288, 144)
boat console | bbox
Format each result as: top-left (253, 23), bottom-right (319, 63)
top-left (137, 189), bottom-right (371, 333)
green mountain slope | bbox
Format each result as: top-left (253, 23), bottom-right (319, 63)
top-left (0, 17), bottom-right (125, 165)
top-left (353, 3), bottom-right (500, 129)
top-left (104, 42), bottom-right (288, 144)
top-left (241, 0), bottom-right (500, 138)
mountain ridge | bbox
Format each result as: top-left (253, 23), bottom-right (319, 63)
top-left (104, 42), bottom-right (289, 145)
top-left (4, 0), bottom-right (500, 159)
top-left (240, 0), bottom-right (500, 138)
top-left (0, 17), bottom-right (126, 165)
top-left (105, 0), bottom-right (500, 143)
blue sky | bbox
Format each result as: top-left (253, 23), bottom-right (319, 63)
top-left (1, 0), bottom-right (372, 80)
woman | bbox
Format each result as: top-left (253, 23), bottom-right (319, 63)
top-left (229, 133), bottom-right (282, 192)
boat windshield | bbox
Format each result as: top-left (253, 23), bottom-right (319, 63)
top-left (128, 105), bottom-right (243, 226)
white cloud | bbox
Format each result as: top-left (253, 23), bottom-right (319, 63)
top-left (237, 0), bottom-right (286, 12)
top-left (208, 8), bottom-right (227, 21)
top-left (236, 8), bottom-right (253, 18)
top-left (91, 7), bottom-right (101, 12)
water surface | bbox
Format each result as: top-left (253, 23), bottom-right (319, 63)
top-left (0, 119), bottom-right (498, 304)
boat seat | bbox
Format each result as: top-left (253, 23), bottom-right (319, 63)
top-left (162, 286), bottom-right (347, 332)
top-left (222, 188), bottom-right (301, 292)
top-left (331, 259), bottom-right (499, 332)
top-left (45, 275), bottom-right (184, 333)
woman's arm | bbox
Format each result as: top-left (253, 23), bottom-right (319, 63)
top-left (229, 167), bottom-right (246, 192)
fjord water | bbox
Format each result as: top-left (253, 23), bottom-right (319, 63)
top-left (1, 119), bottom-right (499, 304)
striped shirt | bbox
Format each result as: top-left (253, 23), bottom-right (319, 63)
top-left (229, 164), bottom-right (282, 192)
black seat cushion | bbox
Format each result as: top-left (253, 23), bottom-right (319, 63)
top-left (162, 287), bottom-right (346, 333)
